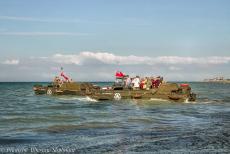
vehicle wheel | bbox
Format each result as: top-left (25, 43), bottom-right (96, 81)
top-left (47, 88), bottom-right (53, 95)
top-left (114, 93), bottom-right (121, 100)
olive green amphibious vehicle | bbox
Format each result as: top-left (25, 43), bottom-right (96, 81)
top-left (33, 81), bottom-right (99, 96)
top-left (34, 81), bottom-right (196, 102)
top-left (33, 72), bottom-right (196, 102)
top-left (90, 82), bottom-right (196, 102)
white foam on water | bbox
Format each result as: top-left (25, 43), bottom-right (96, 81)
top-left (57, 97), bottom-right (80, 100)
top-left (149, 98), bottom-right (169, 102)
top-left (85, 96), bottom-right (98, 102)
top-left (183, 99), bottom-right (221, 104)
top-left (191, 98), bottom-right (222, 104)
top-left (202, 101), bottom-right (213, 104)
top-left (57, 96), bottom-right (98, 102)
top-left (126, 98), bottom-right (170, 105)
top-left (201, 99), bottom-right (223, 104)
top-left (184, 98), bottom-right (190, 103)
top-left (184, 99), bottom-right (198, 104)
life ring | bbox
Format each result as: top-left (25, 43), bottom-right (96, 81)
top-left (114, 93), bottom-right (121, 100)
top-left (47, 88), bottom-right (53, 95)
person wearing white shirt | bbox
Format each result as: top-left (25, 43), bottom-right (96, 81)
top-left (132, 76), bottom-right (140, 90)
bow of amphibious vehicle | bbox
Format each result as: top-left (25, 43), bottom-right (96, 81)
top-left (33, 82), bottom-right (99, 96)
top-left (90, 83), bottom-right (196, 102)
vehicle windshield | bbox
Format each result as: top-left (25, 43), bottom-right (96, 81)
top-left (115, 78), bottom-right (124, 86)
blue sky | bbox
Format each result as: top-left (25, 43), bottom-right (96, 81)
top-left (0, 0), bottom-right (230, 81)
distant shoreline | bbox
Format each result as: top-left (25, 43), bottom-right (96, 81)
top-left (203, 80), bottom-right (230, 84)
top-left (203, 77), bottom-right (230, 84)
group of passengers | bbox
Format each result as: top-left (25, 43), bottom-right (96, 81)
top-left (124, 75), bottom-right (163, 90)
top-left (115, 71), bottom-right (163, 90)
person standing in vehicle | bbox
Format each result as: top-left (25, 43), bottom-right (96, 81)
top-left (146, 77), bottom-right (152, 90)
top-left (125, 75), bottom-right (132, 89)
top-left (133, 76), bottom-right (140, 90)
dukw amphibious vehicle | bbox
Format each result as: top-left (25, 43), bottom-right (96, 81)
top-left (34, 81), bottom-right (196, 102)
top-left (33, 82), bottom-right (98, 96)
top-left (90, 82), bottom-right (196, 102)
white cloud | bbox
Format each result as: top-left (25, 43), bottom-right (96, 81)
top-left (1, 52), bottom-right (230, 81)
top-left (0, 15), bottom-right (150, 26)
top-left (0, 15), bottom-right (84, 23)
top-left (53, 54), bottom-right (81, 65)
top-left (51, 52), bottom-right (230, 65)
top-left (0, 32), bottom-right (88, 36)
top-left (169, 66), bottom-right (181, 71)
top-left (0, 15), bottom-right (48, 22)
top-left (2, 59), bottom-right (19, 65)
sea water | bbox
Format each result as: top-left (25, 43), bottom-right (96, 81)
top-left (0, 82), bottom-right (229, 153)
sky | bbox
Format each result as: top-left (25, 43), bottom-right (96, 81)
top-left (0, 0), bottom-right (230, 81)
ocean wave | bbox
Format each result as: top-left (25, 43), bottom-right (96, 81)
top-left (201, 101), bottom-right (215, 104)
top-left (197, 98), bottom-right (226, 104)
top-left (183, 99), bottom-right (198, 104)
top-left (0, 138), bottom-right (37, 145)
top-left (37, 122), bottom-right (121, 133)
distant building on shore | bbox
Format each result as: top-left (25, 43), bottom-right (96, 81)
top-left (204, 76), bottom-right (230, 83)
